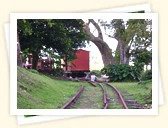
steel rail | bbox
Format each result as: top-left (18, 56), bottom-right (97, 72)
top-left (88, 81), bottom-right (97, 87)
top-left (106, 83), bottom-right (128, 109)
top-left (61, 86), bottom-right (84, 109)
top-left (98, 83), bottom-right (109, 109)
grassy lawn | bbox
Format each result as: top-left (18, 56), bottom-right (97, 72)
top-left (17, 67), bottom-right (90, 109)
top-left (110, 81), bottom-right (152, 106)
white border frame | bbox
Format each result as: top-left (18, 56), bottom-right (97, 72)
top-left (10, 13), bottom-right (158, 115)
top-left (92, 3), bottom-right (151, 13)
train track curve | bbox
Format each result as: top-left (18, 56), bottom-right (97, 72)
top-left (98, 83), bottom-right (128, 109)
top-left (61, 86), bottom-right (84, 109)
top-left (61, 81), bottom-right (143, 109)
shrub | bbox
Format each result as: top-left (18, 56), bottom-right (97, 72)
top-left (90, 70), bottom-right (101, 77)
top-left (101, 64), bottom-right (142, 82)
top-left (50, 68), bottom-right (63, 77)
top-left (140, 70), bottom-right (152, 81)
top-left (37, 68), bottom-right (63, 77)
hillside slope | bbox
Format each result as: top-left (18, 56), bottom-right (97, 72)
top-left (17, 67), bottom-right (89, 109)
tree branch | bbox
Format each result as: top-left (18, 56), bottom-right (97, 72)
top-left (89, 19), bottom-right (103, 40)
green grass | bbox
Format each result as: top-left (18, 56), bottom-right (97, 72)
top-left (70, 83), bottom-right (103, 109)
top-left (17, 67), bottom-right (152, 109)
top-left (110, 82), bottom-right (152, 105)
top-left (17, 67), bottom-right (90, 109)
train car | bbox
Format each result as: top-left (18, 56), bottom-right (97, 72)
top-left (36, 58), bottom-right (54, 73)
top-left (65, 49), bottom-right (90, 78)
top-left (22, 49), bottom-right (90, 77)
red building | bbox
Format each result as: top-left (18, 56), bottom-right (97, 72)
top-left (67, 49), bottom-right (89, 71)
top-left (65, 49), bottom-right (90, 77)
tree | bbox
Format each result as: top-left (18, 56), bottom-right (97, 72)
top-left (39, 47), bottom-right (62, 69)
top-left (83, 19), bottom-right (151, 66)
top-left (83, 19), bottom-right (115, 66)
top-left (100, 19), bottom-right (152, 65)
top-left (17, 19), bottom-right (86, 69)
top-left (132, 49), bottom-right (152, 70)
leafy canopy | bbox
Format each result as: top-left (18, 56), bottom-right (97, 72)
top-left (17, 19), bottom-right (87, 56)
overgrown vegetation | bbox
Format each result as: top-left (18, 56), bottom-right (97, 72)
top-left (90, 70), bottom-right (101, 77)
top-left (140, 70), bottom-right (152, 81)
top-left (101, 64), bottom-right (143, 82)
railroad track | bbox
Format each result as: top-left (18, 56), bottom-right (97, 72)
top-left (98, 83), bottom-right (109, 109)
top-left (98, 83), bottom-right (128, 109)
top-left (62, 81), bottom-right (143, 109)
top-left (62, 86), bottom-right (84, 109)
top-left (62, 82), bottom-right (97, 109)
top-left (107, 83), bottom-right (145, 109)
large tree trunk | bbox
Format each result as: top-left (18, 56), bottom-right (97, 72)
top-left (64, 54), bottom-right (68, 71)
top-left (116, 39), bottom-right (130, 64)
top-left (17, 34), bottom-right (22, 67)
top-left (83, 19), bottom-right (115, 66)
top-left (32, 51), bottom-right (39, 69)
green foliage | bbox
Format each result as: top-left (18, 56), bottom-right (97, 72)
top-left (102, 19), bottom-right (151, 47)
top-left (101, 64), bottom-right (142, 82)
top-left (132, 49), bottom-right (152, 66)
top-left (50, 68), bottom-right (64, 77)
top-left (90, 70), bottom-right (101, 77)
top-left (18, 19), bottom-right (86, 53)
top-left (114, 50), bottom-right (120, 64)
top-left (21, 48), bottom-right (29, 62)
top-left (132, 62), bottom-right (144, 80)
top-left (18, 19), bottom-right (87, 68)
top-left (100, 19), bottom-right (152, 65)
top-left (39, 47), bottom-right (62, 68)
top-left (110, 19), bottom-right (125, 40)
top-left (140, 70), bottom-right (152, 81)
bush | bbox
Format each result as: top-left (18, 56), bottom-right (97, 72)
top-left (50, 68), bottom-right (64, 77)
top-left (38, 68), bottom-right (63, 77)
top-left (140, 70), bottom-right (152, 81)
top-left (101, 64), bottom-right (142, 82)
top-left (90, 70), bottom-right (101, 77)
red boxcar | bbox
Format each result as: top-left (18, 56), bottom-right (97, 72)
top-left (67, 49), bottom-right (90, 72)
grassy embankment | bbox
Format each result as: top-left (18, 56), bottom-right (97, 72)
top-left (18, 67), bottom-right (86, 109)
